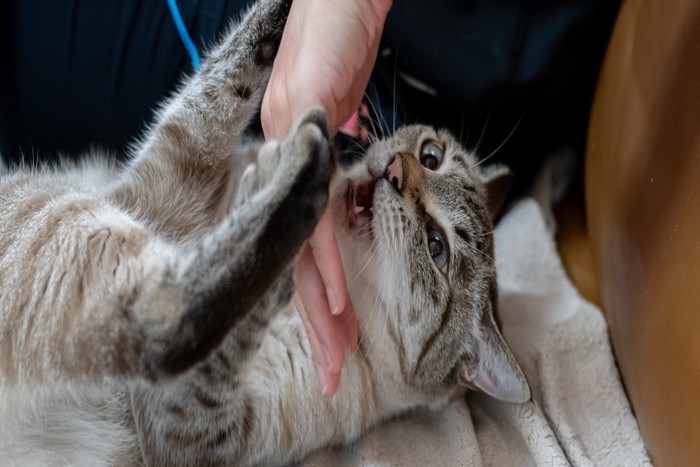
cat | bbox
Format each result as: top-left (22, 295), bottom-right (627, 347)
top-left (0, 0), bottom-right (530, 465)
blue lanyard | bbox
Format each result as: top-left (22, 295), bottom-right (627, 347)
top-left (166, 0), bottom-right (200, 71)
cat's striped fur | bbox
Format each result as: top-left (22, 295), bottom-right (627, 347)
top-left (0, 0), bottom-right (529, 465)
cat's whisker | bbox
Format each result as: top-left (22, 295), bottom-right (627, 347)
top-left (345, 134), bottom-right (366, 150)
top-left (347, 235), bottom-right (381, 286)
top-left (347, 231), bottom-right (382, 296)
top-left (464, 241), bottom-right (496, 265)
top-left (346, 224), bottom-right (376, 244)
top-left (363, 90), bottom-right (388, 140)
top-left (472, 111), bottom-right (491, 156)
top-left (341, 139), bottom-right (369, 162)
top-left (472, 227), bottom-right (500, 237)
top-left (391, 50), bottom-right (399, 134)
top-left (470, 113), bottom-right (525, 170)
top-left (343, 228), bottom-right (382, 359)
top-left (458, 112), bottom-right (467, 148)
top-left (361, 93), bottom-right (381, 142)
top-left (347, 139), bottom-right (369, 156)
top-left (356, 220), bottom-right (388, 350)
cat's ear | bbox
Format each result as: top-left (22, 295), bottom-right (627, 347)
top-left (480, 164), bottom-right (513, 221)
top-left (458, 311), bottom-right (530, 403)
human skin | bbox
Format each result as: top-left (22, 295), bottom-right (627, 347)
top-left (261, 0), bottom-right (392, 397)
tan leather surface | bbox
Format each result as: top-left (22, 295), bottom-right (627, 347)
top-left (586, 0), bottom-right (700, 464)
top-left (555, 187), bottom-right (601, 309)
top-left (554, 186), bottom-right (601, 307)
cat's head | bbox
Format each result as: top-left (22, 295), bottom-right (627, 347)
top-left (332, 125), bottom-right (530, 404)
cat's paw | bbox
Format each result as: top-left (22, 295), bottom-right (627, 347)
top-left (268, 108), bottom-right (335, 245)
top-left (283, 107), bottom-right (335, 197)
top-left (250, 0), bottom-right (292, 67)
top-left (236, 144), bottom-right (280, 205)
top-left (236, 109), bottom-right (333, 208)
top-left (283, 107), bottom-right (334, 175)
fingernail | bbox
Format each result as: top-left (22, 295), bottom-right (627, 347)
top-left (327, 287), bottom-right (341, 315)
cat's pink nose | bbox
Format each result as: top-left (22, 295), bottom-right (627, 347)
top-left (385, 154), bottom-right (404, 193)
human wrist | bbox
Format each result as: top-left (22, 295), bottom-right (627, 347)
top-left (366, 0), bottom-right (393, 22)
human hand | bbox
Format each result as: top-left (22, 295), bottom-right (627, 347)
top-left (262, 0), bottom-right (391, 397)
top-left (262, 0), bottom-right (391, 136)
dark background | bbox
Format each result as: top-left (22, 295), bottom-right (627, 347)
top-left (0, 0), bottom-right (620, 193)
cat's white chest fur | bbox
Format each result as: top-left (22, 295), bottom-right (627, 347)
top-left (0, 384), bottom-right (137, 466)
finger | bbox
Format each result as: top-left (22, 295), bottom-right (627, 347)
top-left (294, 244), bottom-right (347, 396)
top-left (320, 304), bottom-right (357, 396)
top-left (307, 208), bottom-right (348, 316)
top-left (260, 89), bottom-right (274, 140)
top-left (293, 293), bottom-right (334, 396)
top-left (330, 38), bottom-right (383, 134)
top-left (261, 79), bottom-right (291, 141)
top-left (310, 290), bottom-right (358, 397)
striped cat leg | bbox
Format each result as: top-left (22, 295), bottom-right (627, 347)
top-left (128, 271), bottom-right (294, 467)
top-left (141, 111), bottom-right (333, 379)
top-left (130, 108), bottom-right (334, 467)
top-left (111, 0), bottom-right (292, 241)
top-left (0, 111), bottom-right (331, 389)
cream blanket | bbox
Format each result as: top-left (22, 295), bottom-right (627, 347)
top-left (305, 197), bottom-right (650, 466)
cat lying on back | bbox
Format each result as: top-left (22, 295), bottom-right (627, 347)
top-left (0, 0), bottom-right (530, 465)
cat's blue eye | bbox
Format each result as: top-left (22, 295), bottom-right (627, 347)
top-left (427, 226), bottom-right (449, 273)
top-left (420, 141), bottom-right (444, 170)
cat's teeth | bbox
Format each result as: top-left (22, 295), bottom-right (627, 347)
top-left (354, 206), bottom-right (365, 214)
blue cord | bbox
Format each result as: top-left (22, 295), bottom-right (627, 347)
top-left (166, 0), bottom-right (200, 71)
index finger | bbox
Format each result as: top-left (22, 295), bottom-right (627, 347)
top-left (308, 207), bottom-right (348, 316)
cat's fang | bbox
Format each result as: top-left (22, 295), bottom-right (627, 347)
top-left (354, 180), bottom-right (375, 210)
top-left (345, 180), bottom-right (375, 231)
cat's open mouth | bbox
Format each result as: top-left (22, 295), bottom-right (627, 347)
top-left (346, 178), bottom-right (376, 231)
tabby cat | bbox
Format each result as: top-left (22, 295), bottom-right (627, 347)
top-left (0, 0), bottom-right (530, 465)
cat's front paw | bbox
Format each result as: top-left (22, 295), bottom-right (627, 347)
top-left (237, 109), bottom-right (334, 210)
top-left (268, 108), bottom-right (335, 246)
top-left (284, 107), bottom-right (334, 177)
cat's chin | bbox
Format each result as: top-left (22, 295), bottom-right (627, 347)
top-left (344, 178), bottom-right (376, 233)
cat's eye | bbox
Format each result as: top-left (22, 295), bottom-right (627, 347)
top-left (420, 141), bottom-right (444, 170)
top-left (427, 225), bottom-right (449, 273)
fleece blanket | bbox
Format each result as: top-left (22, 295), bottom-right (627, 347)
top-left (303, 197), bottom-right (650, 467)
